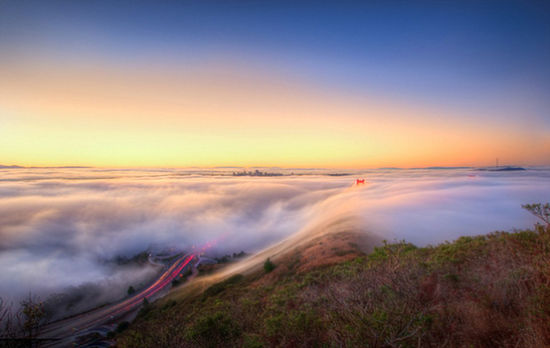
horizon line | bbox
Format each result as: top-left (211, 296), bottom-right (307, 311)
top-left (1, 163), bottom-right (543, 171)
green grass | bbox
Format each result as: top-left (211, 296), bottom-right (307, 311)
top-left (116, 225), bottom-right (550, 348)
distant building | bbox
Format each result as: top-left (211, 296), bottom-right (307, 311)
top-left (233, 169), bottom-right (283, 177)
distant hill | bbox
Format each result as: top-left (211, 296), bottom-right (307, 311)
top-left (410, 166), bottom-right (472, 170)
top-left (379, 167), bottom-right (473, 170)
top-left (477, 166), bottom-right (526, 171)
top-left (0, 164), bottom-right (92, 169)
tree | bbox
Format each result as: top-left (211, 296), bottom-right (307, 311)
top-left (264, 258), bottom-right (275, 273)
top-left (138, 297), bottom-right (151, 318)
top-left (1, 294), bottom-right (45, 344)
top-left (20, 294), bottom-right (45, 341)
top-left (0, 297), bottom-right (16, 339)
top-left (127, 286), bottom-right (136, 295)
top-left (522, 203), bottom-right (550, 227)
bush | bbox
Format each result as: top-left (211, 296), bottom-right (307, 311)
top-left (186, 312), bottom-right (241, 347)
top-left (116, 321), bottom-right (130, 333)
top-left (137, 298), bottom-right (151, 319)
top-left (264, 258), bottom-right (275, 273)
top-left (203, 274), bottom-right (244, 299)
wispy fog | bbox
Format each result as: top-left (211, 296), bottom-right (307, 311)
top-left (1, 167), bottom-right (549, 313)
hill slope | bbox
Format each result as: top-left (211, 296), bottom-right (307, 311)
top-left (116, 224), bottom-right (550, 347)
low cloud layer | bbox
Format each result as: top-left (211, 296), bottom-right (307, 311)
top-left (1, 167), bottom-right (549, 314)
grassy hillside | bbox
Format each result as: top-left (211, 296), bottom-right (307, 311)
top-left (116, 223), bottom-right (550, 347)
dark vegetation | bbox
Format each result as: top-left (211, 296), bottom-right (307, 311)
top-left (215, 251), bottom-right (247, 264)
top-left (0, 294), bottom-right (46, 347)
top-left (203, 275), bottom-right (245, 300)
top-left (116, 321), bottom-right (130, 333)
top-left (199, 252), bottom-right (248, 276)
top-left (263, 258), bottom-right (275, 273)
top-left (39, 250), bottom-right (160, 321)
top-left (116, 204), bottom-right (550, 347)
top-left (172, 269), bottom-right (193, 288)
top-left (41, 284), bottom-right (112, 321)
top-left (114, 251), bottom-right (150, 266)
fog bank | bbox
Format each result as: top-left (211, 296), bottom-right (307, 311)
top-left (1, 167), bottom-right (549, 313)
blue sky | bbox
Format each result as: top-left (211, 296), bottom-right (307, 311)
top-left (2, 1), bottom-right (549, 110)
top-left (1, 1), bottom-right (549, 167)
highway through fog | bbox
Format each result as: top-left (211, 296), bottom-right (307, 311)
top-left (39, 253), bottom-right (196, 347)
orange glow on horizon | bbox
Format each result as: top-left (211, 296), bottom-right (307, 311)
top-left (1, 60), bottom-right (549, 168)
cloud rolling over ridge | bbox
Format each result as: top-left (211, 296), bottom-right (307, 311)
top-left (1, 167), bottom-right (549, 313)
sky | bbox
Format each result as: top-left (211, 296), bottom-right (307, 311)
top-left (1, 0), bottom-right (549, 168)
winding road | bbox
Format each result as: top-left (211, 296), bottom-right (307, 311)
top-left (39, 253), bottom-right (196, 347)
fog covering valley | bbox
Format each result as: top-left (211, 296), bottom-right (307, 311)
top-left (1, 167), bottom-right (549, 318)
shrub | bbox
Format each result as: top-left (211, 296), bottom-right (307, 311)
top-left (186, 312), bottom-right (241, 347)
top-left (137, 298), bottom-right (151, 318)
top-left (203, 274), bottom-right (244, 299)
top-left (264, 258), bottom-right (275, 273)
top-left (116, 321), bottom-right (130, 333)
top-left (20, 295), bottom-right (46, 340)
